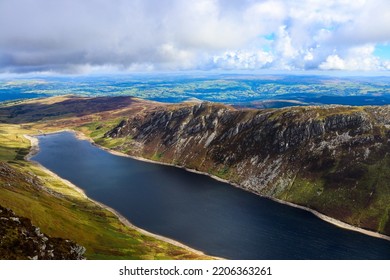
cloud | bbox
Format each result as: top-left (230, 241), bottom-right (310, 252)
top-left (211, 50), bottom-right (273, 70)
top-left (319, 55), bottom-right (346, 70)
top-left (329, 0), bottom-right (390, 45)
top-left (319, 45), bottom-right (382, 71)
top-left (0, 0), bottom-right (389, 73)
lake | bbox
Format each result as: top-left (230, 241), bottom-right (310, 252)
top-left (31, 131), bottom-right (390, 259)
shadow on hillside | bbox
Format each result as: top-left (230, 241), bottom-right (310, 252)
top-left (0, 96), bottom-right (134, 124)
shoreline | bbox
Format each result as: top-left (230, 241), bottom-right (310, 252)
top-left (71, 131), bottom-right (390, 243)
top-left (24, 132), bottom-right (214, 259)
top-left (104, 154), bottom-right (390, 242)
top-left (26, 129), bottom-right (390, 256)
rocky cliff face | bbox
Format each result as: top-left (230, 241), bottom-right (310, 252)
top-left (105, 103), bottom-right (390, 236)
top-left (0, 205), bottom-right (85, 260)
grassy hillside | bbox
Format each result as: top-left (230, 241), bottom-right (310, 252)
top-left (1, 95), bottom-right (389, 260)
top-left (0, 106), bottom-right (209, 259)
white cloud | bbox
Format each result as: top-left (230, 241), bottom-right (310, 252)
top-left (329, 0), bottom-right (390, 45)
top-left (383, 59), bottom-right (390, 70)
top-left (0, 0), bottom-right (389, 73)
top-left (212, 50), bottom-right (273, 70)
top-left (319, 45), bottom-right (382, 71)
top-left (319, 55), bottom-right (346, 70)
top-left (157, 43), bottom-right (197, 70)
top-left (303, 51), bottom-right (314, 61)
top-left (244, 0), bottom-right (286, 35)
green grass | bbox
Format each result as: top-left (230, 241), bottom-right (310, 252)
top-left (0, 123), bottom-right (209, 259)
top-left (0, 174), bottom-right (204, 259)
top-left (278, 154), bottom-right (390, 234)
top-left (152, 152), bottom-right (164, 161)
top-left (75, 118), bottom-right (136, 150)
top-left (75, 118), bottom-right (120, 138)
top-left (216, 166), bottom-right (230, 179)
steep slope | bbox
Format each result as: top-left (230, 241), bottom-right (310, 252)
top-left (105, 102), bottom-right (390, 236)
top-left (0, 120), bottom-right (210, 260)
top-left (0, 162), bottom-right (85, 259)
top-left (0, 204), bottom-right (85, 260)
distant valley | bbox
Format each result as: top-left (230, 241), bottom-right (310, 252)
top-left (2, 74), bottom-right (390, 107)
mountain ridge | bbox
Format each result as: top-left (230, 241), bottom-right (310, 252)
top-left (1, 95), bottom-right (389, 259)
top-left (104, 101), bottom-right (390, 236)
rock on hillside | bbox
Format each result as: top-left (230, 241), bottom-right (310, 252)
top-left (105, 102), bottom-right (390, 236)
top-left (0, 162), bottom-right (85, 260)
top-left (0, 205), bottom-right (85, 260)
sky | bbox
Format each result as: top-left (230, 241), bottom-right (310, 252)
top-left (1, 0), bottom-right (390, 74)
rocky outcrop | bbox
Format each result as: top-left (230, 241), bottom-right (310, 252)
top-left (0, 205), bottom-right (85, 260)
top-left (0, 162), bottom-right (86, 260)
top-left (105, 103), bottom-right (390, 236)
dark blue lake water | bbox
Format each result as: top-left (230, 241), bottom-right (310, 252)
top-left (32, 131), bottom-right (390, 259)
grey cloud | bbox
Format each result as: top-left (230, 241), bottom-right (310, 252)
top-left (1, 0), bottom-right (274, 73)
top-left (0, 0), bottom-right (389, 73)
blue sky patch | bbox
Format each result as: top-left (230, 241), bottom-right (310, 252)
top-left (374, 44), bottom-right (390, 60)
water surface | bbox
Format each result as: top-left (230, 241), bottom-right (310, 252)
top-left (32, 131), bottom-right (390, 259)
